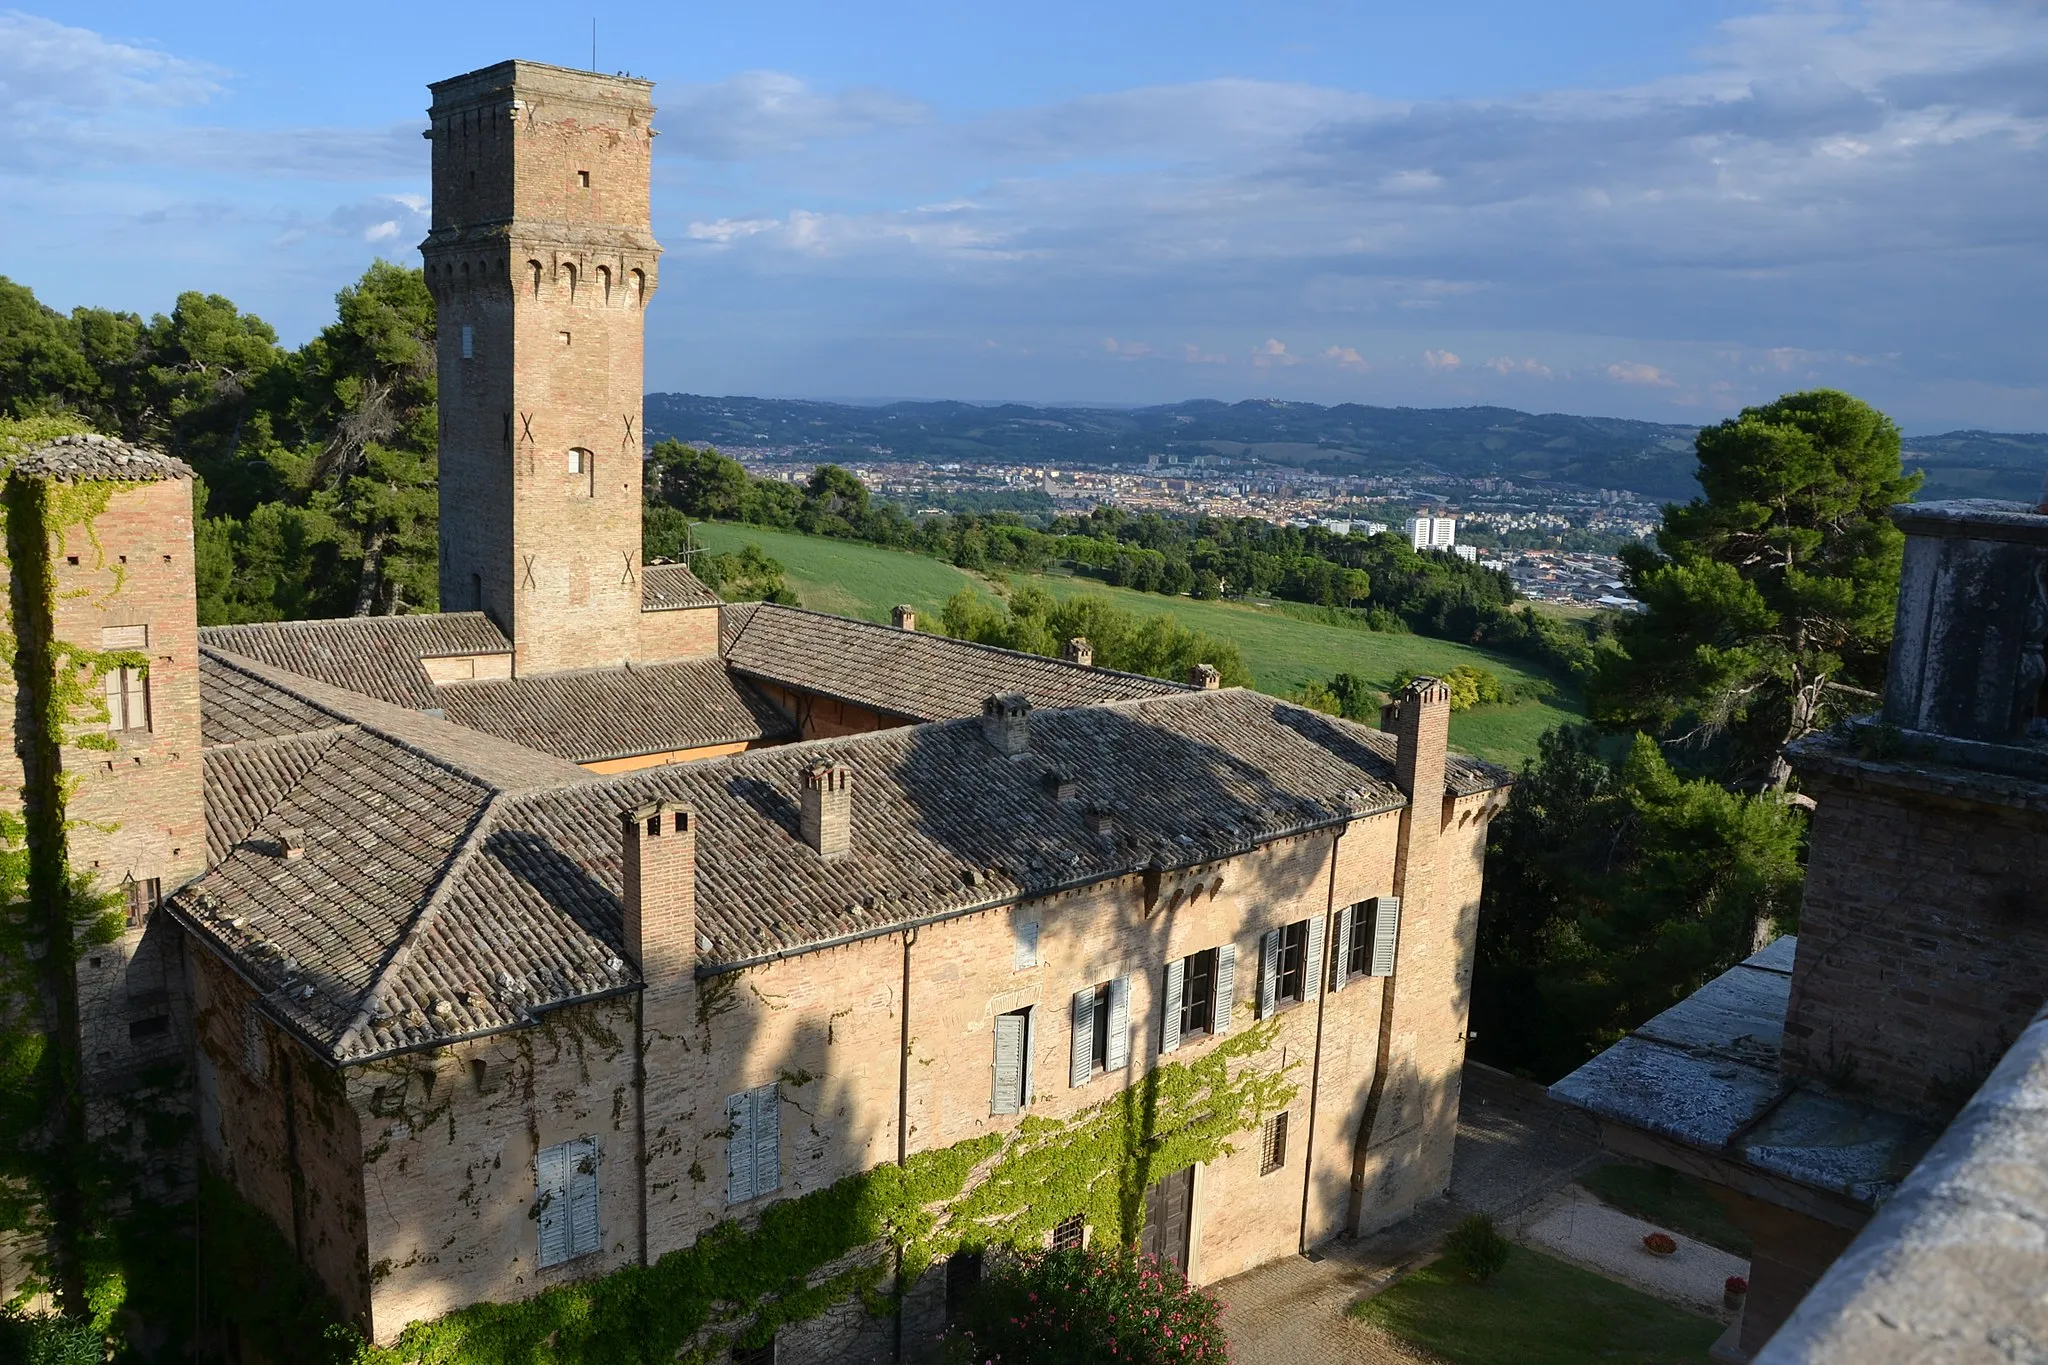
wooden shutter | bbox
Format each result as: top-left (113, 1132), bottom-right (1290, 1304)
top-left (126, 670), bottom-right (149, 731)
top-left (1368, 896), bottom-right (1402, 977)
top-left (104, 670), bottom-right (126, 732)
top-left (1213, 943), bottom-right (1236, 1035)
top-left (1331, 902), bottom-right (1355, 992)
top-left (1257, 930), bottom-right (1279, 1019)
top-left (568, 1138), bottom-right (600, 1258)
top-left (753, 1083), bottom-right (781, 1195)
top-left (726, 1091), bottom-right (756, 1204)
top-left (1303, 914), bottom-right (1326, 1004)
top-left (1070, 987), bottom-right (1097, 1087)
top-left (1014, 920), bottom-right (1040, 970)
top-left (1105, 976), bottom-right (1131, 1071)
top-left (536, 1142), bottom-right (571, 1266)
top-left (991, 1012), bottom-right (1025, 1114)
top-left (1160, 958), bottom-right (1185, 1054)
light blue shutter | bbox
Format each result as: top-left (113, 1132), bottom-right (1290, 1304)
top-left (753, 1083), bottom-right (781, 1195)
top-left (1369, 896), bottom-right (1402, 977)
top-left (1303, 915), bottom-right (1326, 1004)
top-left (1071, 987), bottom-right (1098, 1087)
top-left (1160, 958), bottom-right (1185, 1054)
top-left (1213, 943), bottom-right (1237, 1035)
top-left (991, 1012), bottom-right (1025, 1114)
top-left (1105, 975), bottom-right (1131, 1071)
top-left (726, 1091), bottom-right (756, 1204)
top-left (536, 1142), bottom-right (571, 1266)
top-left (1257, 930), bottom-right (1279, 1019)
top-left (1331, 903), bottom-right (1355, 992)
top-left (568, 1138), bottom-right (600, 1257)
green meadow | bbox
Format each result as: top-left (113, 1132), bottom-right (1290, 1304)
top-left (688, 521), bottom-right (1576, 768)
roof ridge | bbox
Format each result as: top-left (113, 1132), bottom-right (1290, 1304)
top-left (204, 725), bottom-right (355, 853)
top-left (739, 602), bottom-right (1193, 693)
top-left (200, 646), bottom-right (591, 795)
top-left (202, 721), bottom-right (358, 755)
top-left (332, 790), bottom-right (517, 1059)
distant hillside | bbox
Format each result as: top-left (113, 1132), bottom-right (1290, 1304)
top-left (645, 394), bottom-right (2047, 504)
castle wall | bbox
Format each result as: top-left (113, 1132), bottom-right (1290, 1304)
top-left (637, 603), bottom-right (719, 662)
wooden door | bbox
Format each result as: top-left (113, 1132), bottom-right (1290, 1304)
top-left (1139, 1165), bottom-right (1194, 1274)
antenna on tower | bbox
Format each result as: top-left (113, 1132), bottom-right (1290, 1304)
top-left (591, 17), bottom-right (597, 72)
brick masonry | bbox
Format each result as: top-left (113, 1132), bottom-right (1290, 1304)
top-left (638, 602), bottom-right (718, 662)
top-left (426, 62), bottom-right (661, 676)
top-left (1782, 766), bottom-right (2048, 1117)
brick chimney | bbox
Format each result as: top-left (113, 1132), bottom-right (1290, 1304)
top-left (800, 760), bottom-right (854, 858)
top-left (621, 800), bottom-right (696, 989)
top-left (1382, 676), bottom-right (1451, 909)
top-left (1063, 637), bottom-right (1093, 666)
top-left (1189, 663), bottom-right (1221, 690)
top-left (982, 693), bottom-right (1031, 757)
top-left (1041, 770), bottom-right (1078, 803)
top-left (891, 604), bottom-right (917, 632)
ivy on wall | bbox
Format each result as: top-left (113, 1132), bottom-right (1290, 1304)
top-left (334, 1022), bottom-right (1297, 1365)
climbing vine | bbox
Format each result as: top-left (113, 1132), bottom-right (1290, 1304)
top-left (342, 1022), bottom-right (1295, 1365)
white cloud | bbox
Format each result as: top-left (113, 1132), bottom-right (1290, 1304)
top-left (1485, 356), bottom-right (1553, 377)
top-left (1102, 336), bottom-right (1154, 357)
top-left (0, 11), bottom-right (220, 115)
top-left (1183, 344), bottom-right (1228, 365)
top-left (1424, 349), bottom-right (1462, 371)
top-left (1323, 345), bottom-right (1369, 370)
top-left (363, 220), bottom-right (398, 243)
top-left (658, 70), bottom-right (927, 160)
top-left (1608, 361), bottom-right (1676, 386)
top-left (1252, 338), bottom-right (1299, 368)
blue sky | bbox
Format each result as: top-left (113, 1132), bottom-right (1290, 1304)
top-left (5, 2), bottom-right (2045, 431)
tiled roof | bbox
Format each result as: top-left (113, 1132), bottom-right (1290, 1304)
top-left (641, 562), bottom-right (719, 610)
top-left (170, 687), bottom-right (1509, 1063)
top-left (199, 613), bottom-right (512, 709)
top-left (9, 434), bottom-right (193, 482)
top-left (200, 653), bottom-right (350, 747)
top-left (433, 659), bottom-right (793, 763)
top-left (721, 602), bottom-right (1186, 720)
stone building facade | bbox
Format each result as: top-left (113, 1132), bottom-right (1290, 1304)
top-left (0, 58), bottom-right (1514, 1363)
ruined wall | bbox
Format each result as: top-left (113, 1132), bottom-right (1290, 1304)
top-left (1783, 767), bottom-right (2048, 1117)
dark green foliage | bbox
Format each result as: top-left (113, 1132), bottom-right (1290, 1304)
top-left (194, 1171), bottom-right (371, 1365)
top-left (941, 1246), bottom-right (1229, 1365)
top-left (939, 583), bottom-right (1253, 687)
top-left (1588, 390), bottom-right (1920, 787)
top-left (1471, 726), bottom-right (1807, 1080)
top-left (1441, 1213), bottom-right (1511, 1283)
top-left (0, 1310), bottom-right (104, 1365)
top-left (692, 544), bottom-right (799, 605)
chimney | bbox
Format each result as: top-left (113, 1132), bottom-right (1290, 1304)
top-left (1062, 637), bottom-right (1094, 667)
top-left (1083, 803), bottom-right (1115, 836)
top-left (1041, 770), bottom-right (1078, 803)
top-left (800, 760), bottom-right (854, 858)
top-left (621, 800), bottom-right (696, 989)
top-left (279, 827), bottom-right (306, 860)
top-left (982, 693), bottom-right (1031, 757)
top-left (1189, 663), bottom-right (1221, 690)
top-left (1381, 676), bottom-right (1451, 916)
top-left (891, 604), bottom-right (918, 632)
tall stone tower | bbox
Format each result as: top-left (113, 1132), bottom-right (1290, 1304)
top-left (422, 61), bottom-right (661, 675)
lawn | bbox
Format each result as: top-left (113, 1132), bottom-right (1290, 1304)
top-left (688, 522), bottom-right (1577, 768)
top-left (1577, 1164), bottom-right (1754, 1258)
top-left (1351, 1245), bottom-right (1724, 1365)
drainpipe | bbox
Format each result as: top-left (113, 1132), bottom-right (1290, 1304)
top-left (1298, 825), bottom-right (1342, 1254)
top-left (894, 926), bottom-right (917, 1363)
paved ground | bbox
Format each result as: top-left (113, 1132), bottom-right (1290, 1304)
top-left (1523, 1186), bottom-right (1749, 1318)
top-left (1215, 1064), bottom-right (1606, 1365)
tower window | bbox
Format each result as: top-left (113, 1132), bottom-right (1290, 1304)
top-left (567, 449), bottom-right (590, 476)
top-left (559, 331), bottom-right (572, 347)
top-left (461, 325), bottom-right (474, 359)
top-left (577, 170), bottom-right (590, 188)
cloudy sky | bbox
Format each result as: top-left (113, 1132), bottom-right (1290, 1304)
top-left (5, 2), bottom-right (2044, 430)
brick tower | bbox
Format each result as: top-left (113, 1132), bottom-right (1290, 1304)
top-left (422, 61), bottom-right (661, 675)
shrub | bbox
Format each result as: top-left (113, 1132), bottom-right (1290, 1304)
top-left (1440, 1213), bottom-right (1512, 1283)
top-left (0, 1312), bottom-right (103, 1365)
top-left (941, 1245), bottom-right (1229, 1365)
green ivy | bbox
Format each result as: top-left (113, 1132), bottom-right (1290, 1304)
top-left (352, 1022), bottom-right (1295, 1365)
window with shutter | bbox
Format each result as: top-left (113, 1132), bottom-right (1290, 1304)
top-left (1332, 901), bottom-right (1358, 991)
top-left (566, 1138), bottom-right (600, 1258)
top-left (1180, 948), bottom-right (1217, 1039)
top-left (1070, 986), bottom-right (1098, 1087)
top-left (536, 1139), bottom-right (590, 1267)
top-left (726, 1090), bottom-right (756, 1205)
top-left (1346, 902), bottom-right (1372, 979)
top-left (1367, 897), bottom-right (1402, 977)
top-left (1160, 957), bottom-right (1185, 1054)
top-left (1105, 975), bottom-right (1131, 1071)
top-left (1258, 930), bottom-right (1280, 1018)
top-left (991, 1009), bottom-right (1028, 1114)
top-left (1302, 913), bottom-right (1325, 1005)
top-left (1014, 920), bottom-right (1041, 970)
top-left (1212, 943), bottom-right (1236, 1036)
top-left (752, 1083), bottom-right (781, 1196)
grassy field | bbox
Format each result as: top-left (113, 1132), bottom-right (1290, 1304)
top-left (689, 522), bottom-right (1577, 767)
top-left (1351, 1246), bottom-right (1724, 1365)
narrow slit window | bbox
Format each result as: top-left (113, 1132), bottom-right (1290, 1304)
top-left (577, 169), bottom-right (590, 188)
top-left (1260, 1112), bottom-right (1289, 1175)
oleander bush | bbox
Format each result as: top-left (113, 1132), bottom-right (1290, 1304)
top-left (942, 1245), bottom-right (1229, 1365)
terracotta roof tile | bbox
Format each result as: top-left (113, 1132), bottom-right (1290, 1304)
top-left (641, 562), bottom-right (719, 610)
top-left (434, 659), bottom-right (793, 762)
top-left (199, 613), bottom-right (512, 709)
top-left (9, 434), bottom-right (193, 482)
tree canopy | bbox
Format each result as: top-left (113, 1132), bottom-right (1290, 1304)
top-left (1587, 390), bottom-right (1920, 787)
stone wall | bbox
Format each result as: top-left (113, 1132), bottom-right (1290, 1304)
top-left (638, 603), bottom-right (718, 661)
top-left (1782, 763), bottom-right (2048, 1117)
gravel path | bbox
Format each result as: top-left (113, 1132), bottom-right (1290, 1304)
top-left (1521, 1187), bottom-right (1750, 1318)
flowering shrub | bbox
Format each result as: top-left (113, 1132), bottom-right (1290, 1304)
top-left (1641, 1233), bottom-right (1678, 1256)
top-left (941, 1246), bottom-right (1229, 1365)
